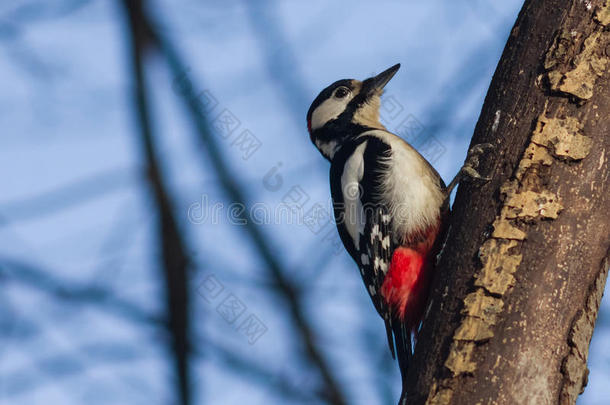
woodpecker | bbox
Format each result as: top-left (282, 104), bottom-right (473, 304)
top-left (306, 64), bottom-right (490, 405)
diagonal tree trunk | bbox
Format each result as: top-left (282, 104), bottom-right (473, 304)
top-left (407, 1), bottom-right (610, 404)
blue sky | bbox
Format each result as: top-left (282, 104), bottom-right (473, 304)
top-left (0, 1), bottom-right (608, 404)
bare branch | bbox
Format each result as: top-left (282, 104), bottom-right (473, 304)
top-left (0, 257), bottom-right (163, 326)
top-left (0, 167), bottom-right (136, 226)
top-left (120, 1), bottom-right (192, 403)
top-left (127, 5), bottom-right (348, 404)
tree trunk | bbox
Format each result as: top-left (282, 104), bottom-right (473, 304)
top-left (406, 1), bottom-right (610, 404)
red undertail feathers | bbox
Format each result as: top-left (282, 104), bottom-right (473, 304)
top-left (380, 247), bottom-right (431, 334)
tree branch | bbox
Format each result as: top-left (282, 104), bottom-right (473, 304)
top-left (0, 257), bottom-right (163, 326)
top-left (126, 5), bottom-right (349, 405)
top-left (120, 1), bottom-right (192, 404)
top-left (407, 1), bottom-right (610, 404)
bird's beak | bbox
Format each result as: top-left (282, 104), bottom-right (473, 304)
top-left (372, 63), bottom-right (400, 90)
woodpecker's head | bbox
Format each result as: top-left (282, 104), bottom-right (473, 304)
top-left (307, 63), bottom-right (400, 160)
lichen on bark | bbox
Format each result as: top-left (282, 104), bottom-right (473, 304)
top-left (544, 2), bottom-right (610, 100)
top-left (412, 2), bottom-right (609, 404)
top-left (531, 116), bottom-right (593, 161)
top-left (425, 102), bottom-right (594, 403)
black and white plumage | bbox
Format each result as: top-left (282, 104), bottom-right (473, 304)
top-left (307, 64), bottom-right (450, 404)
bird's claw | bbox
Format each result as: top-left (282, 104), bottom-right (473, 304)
top-left (445, 143), bottom-right (494, 195)
top-left (469, 143), bottom-right (494, 155)
top-left (461, 142), bottom-right (494, 182)
top-left (460, 165), bottom-right (491, 182)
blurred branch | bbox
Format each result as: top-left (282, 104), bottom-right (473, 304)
top-left (0, 257), bottom-right (163, 326)
top-left (0, 167), bottom-right (136, 226)
top-left (0, 0), bottom-right (96, 77)
top-left (129, 7), bottom-right (348, 405)
top-left (199, 338), bottom-right (323, 404)
top-left (0, 257), bottom-right (316, 403)
top-left (120, 1), bottom-right (192, 404)
top-left (244, 2), bottom-right (310, 128)
top-left (421, 35), bottom-right (508, 144)
top-left (418, 10), bottom-right (519, 151)
top-left (2, 340), bottom-right (145, 398)
top-left (0, 0), bottom-right (94, 27)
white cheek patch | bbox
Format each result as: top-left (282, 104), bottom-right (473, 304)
top-left (310, 97), bottom-right (350, 130)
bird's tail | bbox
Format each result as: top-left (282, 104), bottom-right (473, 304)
top-left (381, 246), bottom-right (427, 404)
top-left (392, 317), bottom-right (412, 405)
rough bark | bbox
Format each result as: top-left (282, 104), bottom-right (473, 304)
top-left (406, 1), bottom-right (610, 404)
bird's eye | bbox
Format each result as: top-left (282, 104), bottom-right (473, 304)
top-left (334, 87), bottom-right (349, 99)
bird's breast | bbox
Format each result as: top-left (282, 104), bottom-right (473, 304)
top-left (364, 130), bottom-right (445, 245)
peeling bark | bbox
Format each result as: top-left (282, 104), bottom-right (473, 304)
top-left (406, 1), bottom-right (610, 404)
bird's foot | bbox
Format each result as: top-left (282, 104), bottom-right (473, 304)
top-left (446, 143), bottom-right (494, 195)
top-left (462, 143), bottom-right (493, 182)
top-left (460, 165), bottom-right (490, 182)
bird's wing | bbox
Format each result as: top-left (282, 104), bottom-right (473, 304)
top-left (329, 136), bottom-right (399, 357)
top-left (356, 137), bottom-right (398, 357)
top-left (362, 205), bottom-right (397, 358)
